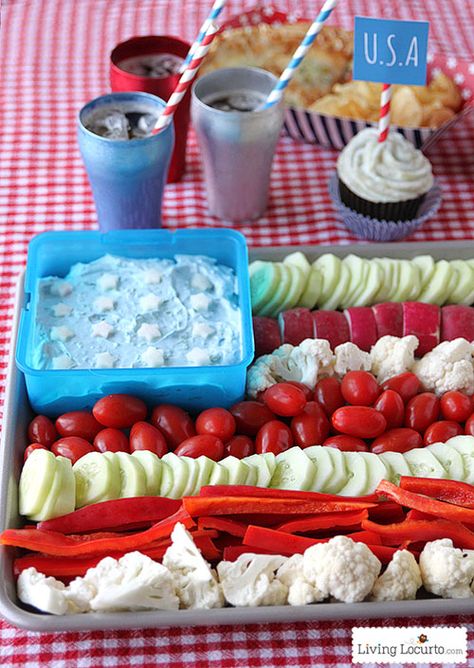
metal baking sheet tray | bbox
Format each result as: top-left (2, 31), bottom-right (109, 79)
top-left (2, 241), bottom-right (474, 631)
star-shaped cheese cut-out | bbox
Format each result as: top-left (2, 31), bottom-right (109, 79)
top-left (51, 303), bottom-right (73, 317)
top-left (191, 272), bottom-right (212, 291)
top-left (190, 293), bottom-right (212, 312)
top-left (50, 326), bottom-right (75, 342)
top-left (186, 347), bottom-right (211, 366)
top-left (94, 352), bottom-right (116, 368)
top-left (97, 273), bottom-right (119, 291)
top-left (137, 323), bottom-right (161, 342)
top-left (50, 280), bottom-right (73, 297)
top-left (192, 322), bottom-right (215, 339)
top-left (141, 347), bottom-right (165, 367)
top-left (52, 354), bottom-right (75, 369)
top-left (91, 321), bottom-right (114, 339)
top-left (93, 296), bottom-right (115, 313)
top-left (139, 293), bottom-right (162, 312)
top-left (143, 269), bottom-right (162, 285)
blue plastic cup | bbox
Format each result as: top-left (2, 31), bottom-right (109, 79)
top-left (77, 92), bottom-right (174, 231)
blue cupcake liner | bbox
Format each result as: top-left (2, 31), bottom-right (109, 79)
top-left (328, 173), bottom-right (442, 242)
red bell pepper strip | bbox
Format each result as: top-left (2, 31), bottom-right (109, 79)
top-left (368, 502), bottom-right (406, 524)
top-left (399, 477), bottom-right (474, 509)
top-left (197, 516), bottom-right (248, 537)
top-left (406, 509), bottom-right (435, 521)
top-left (183, 496), bottom-right (376, 518)
top-left (376, 479), bottom-right (474, 524)
top-left (37, 497), bottom-right (181, 534)
top-left (198, 485), bottom-right (378, 503)
top-left (276, 510), bottom-right (368, 534)
top-left (345, 530), bottom-right (382, 545)
top-left (0, 508), bottom-right (193, 557)
top-left (362, 517), bottom-right (474, 549)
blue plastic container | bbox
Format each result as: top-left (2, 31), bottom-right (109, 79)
top-left (16, 229), bottom-right (254, 416)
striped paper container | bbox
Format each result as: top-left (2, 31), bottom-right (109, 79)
top-left (220, 5), bottom-right (474, 151)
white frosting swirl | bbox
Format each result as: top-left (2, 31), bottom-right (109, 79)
top-left (337, 128), bottom-right (434, 203)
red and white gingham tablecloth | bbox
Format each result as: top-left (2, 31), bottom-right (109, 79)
top-left (1, 0), bottom-right (473, 665)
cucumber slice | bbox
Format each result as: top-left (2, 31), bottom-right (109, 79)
top-left (322, 447), bottom-right (349, 493)
top-left (448, 260), bottom-right (474, 304)
top-left (391, 260), bottom-right (417, 302)
top-left (299, 265), bottom-right (323, 309)
top-left (180, 456), bottom-right (200, 497)
top-left (352, 261), bottom-right (383, 307)
top-left (19, 449), bottom-right (58, 517)
top-left (110, 452), bottom-right (147, 498)
top-left (208, 462), bottom-right (229, 485)
top-left (314, 254), bottom-right (341, 305)
top-left (385, 259), bottom-right (401, 302)
top-left (358, 452), bottom-right (389, 493)
top-left (373, 258), bottom-right (393, 303)
top-left (51, 456), bottom-right (76, 519)
top-left (338, 452), bottom-right (369, 496)
top-left (407, 263), bottom-right (422, 301)
top-left (270, 447), bottom-right (316, 490)
top-left (73, 452), bottom-right (120, 508)
top-left (132, 450), bottom-right (162, 495)
top-left (445, 435), bottom-right (474, 484)
top-left (378, 451), bottom-right (412, 484)
top-left (249, 261), bottom-right (282, 314)
top-left (418, 260), bottom-right (453, 305)
top-left (427, 443), bottom-right (465, 481)
top-left (262, 452), bottom-right (277, 480)
top-left (243, 454), bottom-right (274, 487)
top-left (319, 262), bottom-right (350, 311)
top-left (259, 263), bottom-right (292, 318)
top-left (284, 251), bottom-right (310, 273)
top-left (304, 445), bottom-right (334, 492)
top-left (29, 456), bottom-right (65, 521)
top-left (412, 255), bottom-right (435, 290)
top-left (192, 455), bottom-right (215, 495)
top-left (279, 265), bottom-right (306, 313)
top-left (159, 461), bottom-right (174, 497)
top-left (219, 456), bottom-right (250, 485)
top-left (162, 453), bottom-right (189, 499)
top-left (340, 255), bottom-right (369, 309)
top-left (243, 463), bottom-right (258, 486)
top-left (403, 449), bottom-right (447, 479)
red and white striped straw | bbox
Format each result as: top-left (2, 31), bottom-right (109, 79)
top-left (153, 23), bottom-right (219, 135)
top-left (378, 83), bottom-right (392, 142)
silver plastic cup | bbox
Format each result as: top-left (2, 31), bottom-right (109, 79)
top-left (192, 67), bottom-right (284, 222)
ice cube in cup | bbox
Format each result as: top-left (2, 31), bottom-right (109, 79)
top-left (84, 101), bottom-right (160, 141)
top-left (118, 53), bottom-right (184, 78)
top-left (205, 90), bottom-right (267, 112)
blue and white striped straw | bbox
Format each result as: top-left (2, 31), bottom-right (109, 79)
top-left (262, 0), bottom-right (338, 109)
top-left (180, 0), bottom-right (227, 72)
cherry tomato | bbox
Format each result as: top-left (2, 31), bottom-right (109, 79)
top-left (174, 434), bottom-right (224, 461)
top-left (381, 372), bottom-right (421, 403)
top-left (51, 437), bottom-right (95, 464)
top-left (225, 435), bottom-right (254, 459)
top-left (255, 420), bottom-right (294, 455)
top-left (371, 428), bottom-right (423, 454)
top-left (230, 401), bottom-right (276, 436)
top-left (27, 415), bottom-right (57, 447)
top-left (373, 390), bottom-right (405, 429)
top-left (129, 422), bottom-right (168, 457)
top-left (323, 435), bottom-right (368, 452)
top-left (314, 377), bottom-right (344, 417)
top-left (405, 392), bottom-right (440, 433)
top-left (341, 371), bottom-right (380, 406)
top-left (290, 401), bottom-right (330, 448)
top-left (24, 443), bottom-right (48, 461)
top-left (262, 382), bottom-right (307, 417)
top-left (465, 413), bottom-right (474, 436)
top-left (150, 404), bottom-right (196, 449)
top-left (93, 394), bottom-right (147, 429)
top-left (424, 420), bottom-right (464, 445)
top-left (285, 381), bottom-right (313, 400)
top-left (331, 406), bottom-right (386, 439)
top-left (93, 428), bottom-right (129, 453)
top-left (440, 391), bottom-right (472, 422)
top-left (196, 408), bottom-right (236, 442)
top-left (55, 411), bottom-right (103, 442)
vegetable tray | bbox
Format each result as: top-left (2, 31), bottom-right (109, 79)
top-left (2, 241), bottom-right (474, 631)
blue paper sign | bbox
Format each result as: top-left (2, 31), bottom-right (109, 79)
top-left (353, 16), bottom-right (429, 86)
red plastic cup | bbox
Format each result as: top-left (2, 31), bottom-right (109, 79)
top-left (110, 35), bottom-right (191, 183)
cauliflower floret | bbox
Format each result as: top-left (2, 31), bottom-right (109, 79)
top-left (370, 335), bottom-right (418, 383)
top-left (413, 339), bottom-right (474, 396)
top-left (276, 554), bottom-right (325, 606)
top-left (17, 568), bottom-right (69, 615)
top-left (419, 539), bottom-right (474, 599)
top-left (302, 536), bottom-right (381, 603)
top-left (163, 523), bottom-right (224, 609)
top-left (246, 339), bottom-right (334, 397)
top-left (334, 342), bottom-right (372, 377)
top-left (370, 550), bottom-right (422, 601)
top-left (217, 553), bottom-right (287, 607)
top-left (82, 552), bottom-right (179, 612)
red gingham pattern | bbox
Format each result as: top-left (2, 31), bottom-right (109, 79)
top-left (0, 1), bottom-right (473, 665)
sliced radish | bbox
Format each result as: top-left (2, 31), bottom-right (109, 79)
top-left (372, 302), bottom-right (403, 338)
top-left (278, 308), bottom-right (314, 346)
top-left (441, 305), bottom-right (474, 342)
top-left (344, 307), bottom-right (378, 352)
top-left (252, 316), bottom-right (281, 357)
top-left (403, 301), bottom-right (440, 356)
top-left (312, 310), bottom-right (350, 349)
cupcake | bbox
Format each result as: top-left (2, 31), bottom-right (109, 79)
top-left (336, 127), bottom-right (434, 222)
